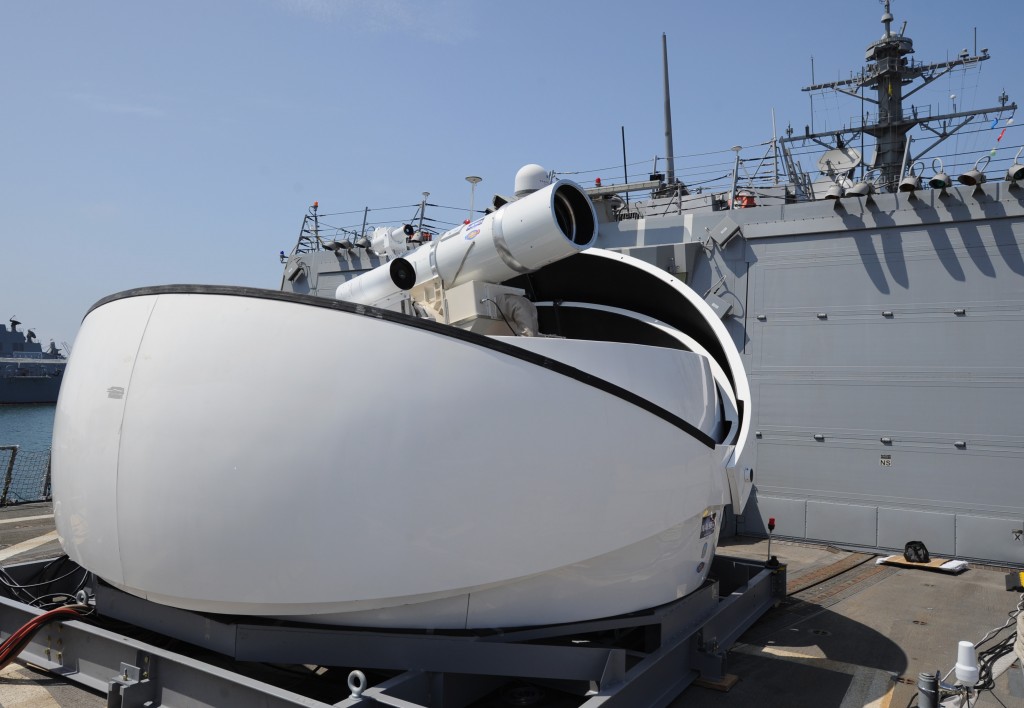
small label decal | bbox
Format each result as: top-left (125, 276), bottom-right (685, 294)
top-left (700, 511), bottom-right (717, 539)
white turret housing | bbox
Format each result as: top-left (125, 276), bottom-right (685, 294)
top-left (51, 170), bottom-right (751, 630)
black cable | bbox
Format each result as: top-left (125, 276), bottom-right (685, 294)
top-left (0, 568), bottom-right (36, 604)
top-left (10, 565), bottom-right (84, 590)
top-left (974, 630), bottom-right (1017, 692)
top-left (481, 298), bottom-right (519, 336)
top-left (0, 554), bottom-right (88, 607)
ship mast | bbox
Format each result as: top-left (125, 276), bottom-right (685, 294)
top-left (791, 0), bottom-right (1015, 193)
top-left (866, 1), bottom-right (912, 188)
top-left (662, 33), bottom-right (676, 185)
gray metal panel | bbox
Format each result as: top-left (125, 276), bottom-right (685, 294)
top-left (756, 379), bottom-right (1024, 439)
top-left (749, 222), bottom-right (1024, 373)
top-left (954, 513), bottom-right (1024, 563)
top-left (739, 494), bottom-right (806, 537)
top-left (753, 436), bottom-right (1022, 517)
top-left (752, 439), bottom-right (887, 500)
top-left (704, 292), bottom-right (734, 319)
top-left (710, 215), bottom-right (742, 247)
top-left (746, 217), bottom-right (1023, 301)
top-left (877, 506), bottom-right (956, 555)
top-left (806, 500), bottom-right (877, 547)
top-left (754, 315), bottom-right (1024, 372)
top-left (621, 242), bottom-right (699, 276)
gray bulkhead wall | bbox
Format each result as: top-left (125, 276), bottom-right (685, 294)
top-left (716, 186), bottom-right (1024, 566)
top-left (283, 250), bottom-right (383, 298)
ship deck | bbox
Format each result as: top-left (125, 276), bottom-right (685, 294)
top-left (0, 502), bottom-right (1020, 707)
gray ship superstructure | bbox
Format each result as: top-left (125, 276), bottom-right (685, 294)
top-left (0, 317), bottom-right (66, 404)
top-left (280, 2), bottom-right (1024, 567)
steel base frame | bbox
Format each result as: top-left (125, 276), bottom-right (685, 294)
top-left (0, 555), bottom-right (785, 707)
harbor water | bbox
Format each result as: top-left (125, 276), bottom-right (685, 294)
top-left (0, 403), bottom-right (56, 451)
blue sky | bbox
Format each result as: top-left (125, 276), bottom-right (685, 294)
top-left (2, 0), bottom-right (1021, 346)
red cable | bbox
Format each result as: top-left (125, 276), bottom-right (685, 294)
top-left (0, 607), bottom-right (78, 652)
top-left (0, 606), bottom-right (86, 671)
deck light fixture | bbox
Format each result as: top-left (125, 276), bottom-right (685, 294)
top-left (898, 174), bottom-right (920, 192)
top-left (929, 158), bottom-right (953, 190)
top-left (898, 162), bottom-right (924, 193)
top-left (824, 181), bottom-right (844, 199)
top-left (1005, 147), bottom-right (1024, 182)
top-left (846, 180), bottom-right (872, 197)
top-left (958, 156), bottom-right (990, 186)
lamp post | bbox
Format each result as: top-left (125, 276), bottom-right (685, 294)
top-left (418, 192), bottom-right (429, 238)
top-left (465, 176), bottom-right (482, 222)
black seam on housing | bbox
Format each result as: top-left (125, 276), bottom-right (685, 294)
top-left (89, 285), bottom-right (718, 448)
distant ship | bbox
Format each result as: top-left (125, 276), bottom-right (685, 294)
top-left (0, 317), bottom-right (66, 404)
top-left (277, 1), bottom-right (1024, 568)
